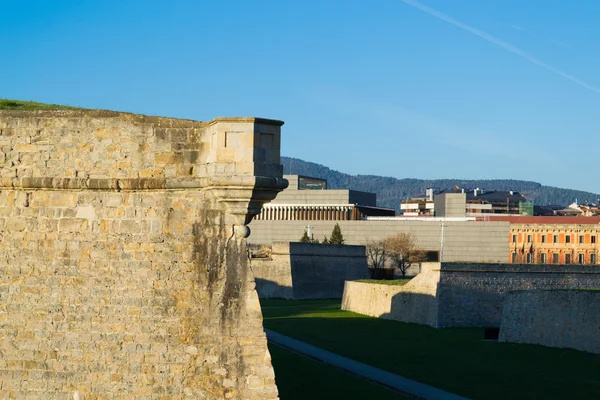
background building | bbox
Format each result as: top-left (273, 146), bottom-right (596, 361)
top-left (490, 216), bottom-right (600, 264)
top-left (401, 188), bottom-right (530, 217)
top-left (254, 175), bottom-right (395, 221)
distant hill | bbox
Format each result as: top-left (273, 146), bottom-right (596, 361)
top-left (282, 157), bottom-right (600, 212)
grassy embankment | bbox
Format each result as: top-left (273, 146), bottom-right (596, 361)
top-left (262, 299), bottom-right (600, 400)
top-left (0, 99), bottom-right (84, 110)
top-left (354, 279), bottom-right (411, 285)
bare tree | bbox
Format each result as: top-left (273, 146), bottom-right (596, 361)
top-left (382, 233), bottom-right (426, 277)
top-left (366, 239), bottom-right (388, 269)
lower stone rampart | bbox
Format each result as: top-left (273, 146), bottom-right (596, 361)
top-left (499, 290), bottom-right (600, 354)
top-left (341, 263), bottom-right (440, 326)
top-left (252, 242), bottom-right (369, 299)
top-left (342, 262), bottom-right (600, 328)
top-left (437, 263), bottom-right (600, 327)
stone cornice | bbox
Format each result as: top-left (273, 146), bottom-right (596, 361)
top-left (0, 176), bottom-right (287, 192)
top-left (0, 175), bottom-right (288, 230)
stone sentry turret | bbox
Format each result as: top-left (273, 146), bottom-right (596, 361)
top-left (0, 110), bottom-right (287, 399)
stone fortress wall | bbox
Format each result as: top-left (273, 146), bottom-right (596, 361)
top-left (0, 110), bottom-right (286, 399)
top-left (251, 242), bottom-right (369, 299)
top-left (342, 262), bottom-right (600, 328)
top-left (499, 290), bottom-right (600, 354)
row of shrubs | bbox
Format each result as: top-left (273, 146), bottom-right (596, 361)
top-left (299, 223), bottom-right (345, 244)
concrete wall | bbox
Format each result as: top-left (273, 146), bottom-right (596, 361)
top-left (342, 263), bottom-right (441, 327)
top-left (434, 193), bottom-right (466, 217)
top-left (252, 242), bottom-right (369, 299)
top-left (499, 290), bottom-right (600, 354)
top-left (0, 110), bottom-right (286, 400)
top-left (269, 189), bottom-right (375, 206)
top-left (248, 220), bottom-right (510, 263)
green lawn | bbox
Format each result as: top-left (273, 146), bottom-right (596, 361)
top-left (0, 99), bottom-right (84, 110)
top-left (261, 299), bottom-right (600, 400)
top-left (268, 343), bottom-right (410, 400)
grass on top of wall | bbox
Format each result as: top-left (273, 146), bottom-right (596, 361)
top-left (0, 99), bottom-right (85, 110)
top-left (262, 299), bottom-right (600, 400)
top-left (353, 279), bottom-right (411, 285)
top-left (268, 343), bottom-right (409, 400)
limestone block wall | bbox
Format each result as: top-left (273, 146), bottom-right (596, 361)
top-left (0, 111), bottom-right (287, 400)
top-left (342, 262), bottom-right (600, 328)
top-left (436, 263), bottom-right (600, 327)
top-left (499, 290), bottom-right (600, 354)
top-left (341, 263), bottom-right (441, 327)
top-left (249, 220), bottom-right (510, 263)
top-left (252, 242), bottom-right (369, 299)
top-left (0, 111), bottom-right (282, 180)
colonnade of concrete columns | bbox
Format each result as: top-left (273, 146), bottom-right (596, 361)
top-left (254, 205), bottom-right (355, 221)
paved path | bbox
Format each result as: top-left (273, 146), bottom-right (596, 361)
top-left (265, 329), bottom-right (470, 400)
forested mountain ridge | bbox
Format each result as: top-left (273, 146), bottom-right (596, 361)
top-left (282, 157), bottom-right (600, 212)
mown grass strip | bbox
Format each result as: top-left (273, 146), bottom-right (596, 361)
top-left (262, 299), bottom-right (600, 400)
top-left (268, 343), bottom-right (410, 400)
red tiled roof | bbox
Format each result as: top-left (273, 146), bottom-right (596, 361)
top-left (478, 216), bottom-right (600, 225)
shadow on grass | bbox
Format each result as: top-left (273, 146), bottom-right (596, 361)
top-left (263, 301), bottom-right (600, 400)
top-left (268, 343), bottom-right (410, 400)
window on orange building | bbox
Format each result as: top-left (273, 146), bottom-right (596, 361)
top-left (526, 253), bottom-right (532, 263)
top-left (592, 236), bottom-right (597, 244)
top-left (578, 254), bottom-right (585, 264)
top-left (541, 235), bottom-right (546, 243)
top-left (579, 235), bottom-right (585, 244)
top-left (541, 253), bottom-right (547, 263)
top-left (511, 252), bottom-right (517, 263)
top-left (553, 235), bottom-right (558, 243)
top-left (512, 234), bottom-right (517, 243)
top-left (592, 254), bottom-right (597, 264)
top-left (552, 253), bottom-right (559, 264)
top-left (565, 254), bottom-right (571, 264)
top-left (566, 235), bottom-right (571, 244)
top-left (527, 235), bottom-right (532, 243)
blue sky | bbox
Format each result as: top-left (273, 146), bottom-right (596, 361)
top-left (2, 0), bottom-right (599, 193)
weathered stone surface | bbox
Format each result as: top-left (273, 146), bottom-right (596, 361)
top-left (342, 262), bottom-right (600, 328)
top-left (0, 110), bottom-right (287, 399)
top-left (499, 290), bottom-right (600, 354)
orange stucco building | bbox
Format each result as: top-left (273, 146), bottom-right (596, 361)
top-left (482, 216), bottom-right (600, 264)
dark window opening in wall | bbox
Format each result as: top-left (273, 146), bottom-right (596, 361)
top-left (553, 235), bottom-right (558, 243)
top-left (541, 235), bottom-right (546, 243)
top-left (566, 235), bottom-right (571, 244)
top-left (552, 253), bottom-right (559, 264)
top-left (527, 235), bottom-right (532, 243)
top-left (541, 253), bottom-right (547, 263)
top-left (512, 234), bottom-right (517, 243)
top-left (526, 253), bottom-right (532, 263)
top-left (580, 235), bottom-right (585, 244)
top-left (592, 236), bottom-right (597, 244)
top-left (512, 252), bottom-right (517, 263)
top-left (592, 254), bottom-right (597, 264)
top-left (578, 253), bottom-right (585, 264)
top-left (565, 254), bottom-right (571, 264)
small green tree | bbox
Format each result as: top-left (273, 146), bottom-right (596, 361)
top-left (329, 223), bottom-right (345, 245)
top-left (322, 236), bottom-right (329, 244)
top-left (300, 230), bottom-right (311, 243)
